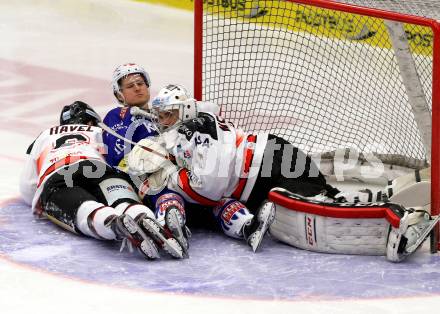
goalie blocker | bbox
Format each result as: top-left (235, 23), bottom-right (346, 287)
top-left (268, 188), bottom-right (439, 262)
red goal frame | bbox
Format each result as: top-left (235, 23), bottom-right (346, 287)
top-left (193, 0), bottom-right (440, 251)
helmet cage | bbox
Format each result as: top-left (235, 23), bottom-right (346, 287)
top-left (152, 98), bottom-right (198, 131)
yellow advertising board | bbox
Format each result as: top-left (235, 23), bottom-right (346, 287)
top-left (135, 0), bottom-right (433, 56)
top-left (134, 0), bottom-right (194, 11)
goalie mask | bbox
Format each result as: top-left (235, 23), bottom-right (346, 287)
top-left (112, 63), bottom-right (151, 104)
top-left (151, 84), bottom-right (198, 130)
top-left (60, 101), bottom-right (101, 126)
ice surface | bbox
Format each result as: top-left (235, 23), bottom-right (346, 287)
top-left (1, 0), bottom-right (440, 313)
top-left (1, 200), bottom-right (440, 301)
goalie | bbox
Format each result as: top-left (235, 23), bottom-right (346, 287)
top-left (128, 84), bottom-right (438, 261)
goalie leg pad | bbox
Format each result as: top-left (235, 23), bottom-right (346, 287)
top-left (268, 188), bottom-right (404, 256)
top-left (386, 167), bottom-right (430, 208)
top-left (334, 168), bottom-right (431, 208)
top-left (388, 181), bottom-right (431, 209)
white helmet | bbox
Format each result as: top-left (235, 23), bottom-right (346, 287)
top-left (111, 63), bottom-right (151, 102)
top-left (151, 84), bottom-right (198, 129)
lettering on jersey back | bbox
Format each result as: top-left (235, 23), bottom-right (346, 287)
top-left (50, 125), bottom-right (93, 135)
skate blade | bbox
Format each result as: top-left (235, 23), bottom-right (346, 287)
top-left (140, 239), bottom-right (160, 259)
top-left (122, 215), bottom-right (139, 234)
top-left (251, 203), bottom-right (276, 252)
top-left (249, 230), bottom-right (264, 252)
top-left (404, 215), bottom-right (440, 257)
top-left (142, 219), bottom-right (185, 259)
top-left (166, 209), bottom-right (189, 251)
top-left (121, 216), bottom-right (160, 260)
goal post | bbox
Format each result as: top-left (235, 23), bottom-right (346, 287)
top-left (193, 0), bottom-right (440, 251)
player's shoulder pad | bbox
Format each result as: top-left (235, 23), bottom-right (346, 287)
top-left (103, 106), bottom-right (124, 121)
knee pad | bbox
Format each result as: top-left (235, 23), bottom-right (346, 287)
top-left (98, 177), bottom-right (139, 206)
top-left (213, 198), bottom-right (253, 239)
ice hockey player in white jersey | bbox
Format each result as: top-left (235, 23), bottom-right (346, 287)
top-left (128, 85), bottom-right (439, 262)
top-left (19, 101), bottom-right (188, 260)
top-left (130, 84), bottom-right (322, 252)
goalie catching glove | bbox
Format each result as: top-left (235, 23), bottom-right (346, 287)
top-left (128, 137), bottom-right (178, 195)
top-left (127, 137), bottom-right (171, 175)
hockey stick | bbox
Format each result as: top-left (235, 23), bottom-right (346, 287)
top-left (98, 122), bottom-right (171, 161)
top-left (129, 106), bottom-right (158, 121)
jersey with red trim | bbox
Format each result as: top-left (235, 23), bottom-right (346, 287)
top-left (164, 112), bottom-right (268, 206)
top-left (19, 124), bottom-right (107, 213)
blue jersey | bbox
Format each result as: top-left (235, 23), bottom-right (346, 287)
top-left (103, 106), bottom-right (158, 169)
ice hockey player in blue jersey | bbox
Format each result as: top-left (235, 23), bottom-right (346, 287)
top-left (103, 67), bottom-right (192, 254)
top-left (103, 63), bottom-right (159, 170)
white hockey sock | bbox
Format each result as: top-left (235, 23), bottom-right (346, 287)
top-left (114, 202), bottom-right (155, 221)
top-left (76, 200), bottom-right (118, 240)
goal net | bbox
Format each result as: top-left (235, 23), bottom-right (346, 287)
top-left (193, 0), bottom-right (440, 249)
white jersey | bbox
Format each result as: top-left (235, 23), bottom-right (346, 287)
top-left (164, 112), bottom-right (268, 206)
top-left (19, 125), bottom-right (107, 213)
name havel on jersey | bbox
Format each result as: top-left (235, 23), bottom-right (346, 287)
top-left (19, 124), bottom-right (108, 213)
top-left (103, 106), bottom-right (159, 168)
top-left (49, 125), bottom-right (94, 135)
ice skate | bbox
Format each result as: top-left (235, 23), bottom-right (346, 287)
top-left (243, 201), bottom-right (276, 252)
top-left (164, 206), bottom-right (191, 255)
top-left (387, 209), bottom-right (439, 262)
top-left (111, 214), bottom-right (160, 260)
top-left (140, 215), bottom-right (187, 259)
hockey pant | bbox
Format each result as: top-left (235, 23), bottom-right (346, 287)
top-left (40, 160), bottom-right (155, 240)
top-left (245, 134), bottom-right (335, 211)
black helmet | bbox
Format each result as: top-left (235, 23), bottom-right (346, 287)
top-left (59, 101), bottom-right (101, 126)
